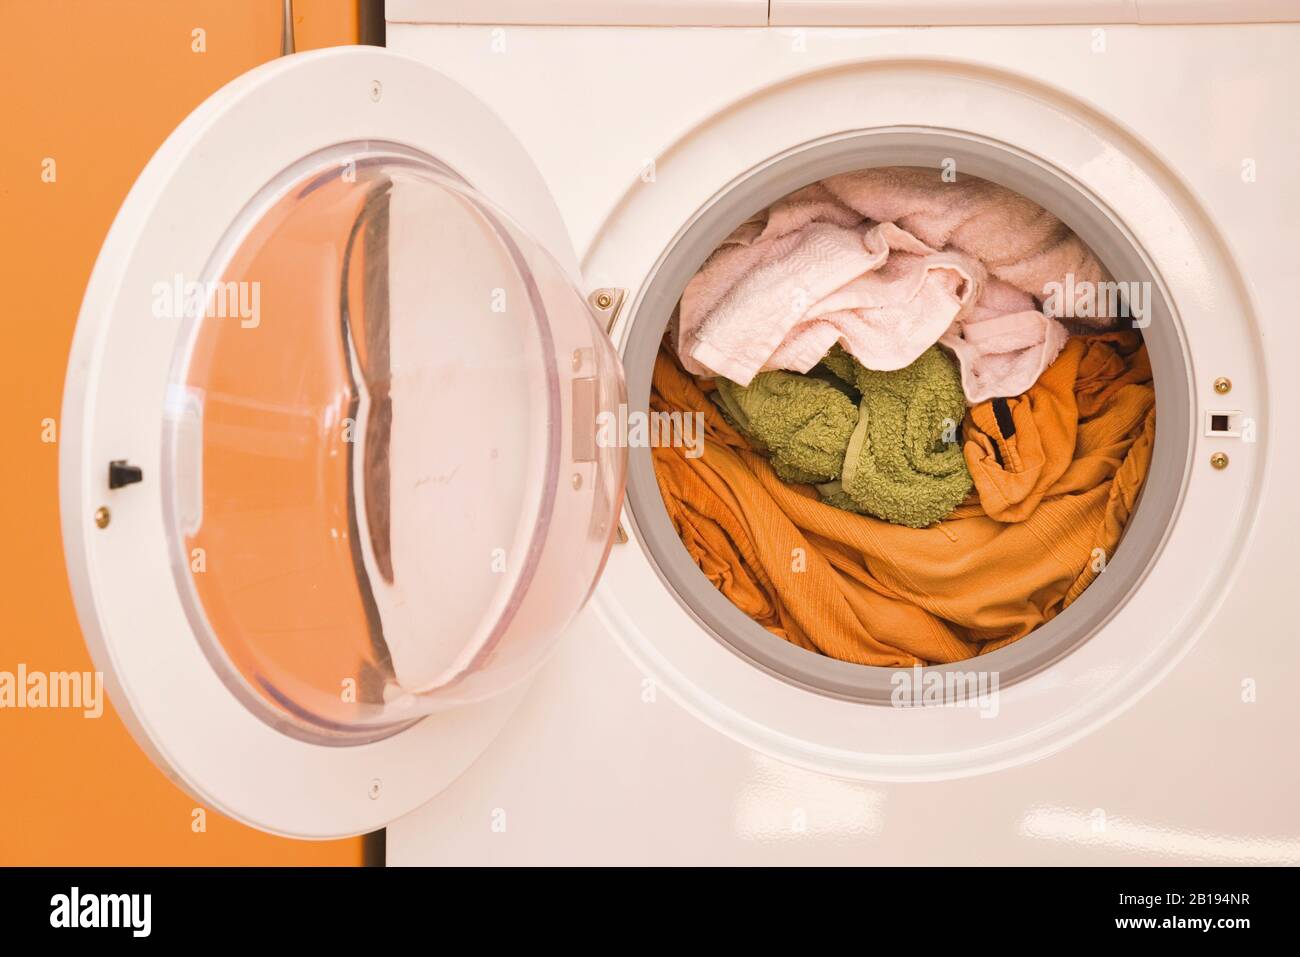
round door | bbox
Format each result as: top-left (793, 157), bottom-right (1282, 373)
top-left (60, 48), bottom-right (626, 838)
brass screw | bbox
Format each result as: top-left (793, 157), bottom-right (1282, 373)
top-left (1210, 452), bottom-right (1229, 470)
top-left (572, 473), bottom-right (583, 490)
top-left (94, 506), bottom-right (110, 529)
top-left (1213, 377), bottom-right (1232, 395)
top-left (594, 292), bottom-right (613, 310)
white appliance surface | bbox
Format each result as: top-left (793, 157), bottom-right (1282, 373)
top-left (384, 21), bottom-right (1300, 864)
top-left (392, 604), bottom-right (1298, 865)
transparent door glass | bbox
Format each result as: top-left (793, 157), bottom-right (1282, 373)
top-left (163, 143), bottom-right (626, 743)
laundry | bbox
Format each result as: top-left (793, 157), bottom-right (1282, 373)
top-left (964, 332), bottom-right (1151, 524)
top-left (820, 167), bottom-right (1109, 311)
top-left (817, 346), bottom-right (973, 528)
top-left (675, 170), bottom-right (1087, 400)
top-left (713, 369), bottom-right (858, 483)
top-left (711, 345), bottom-right (972, 526)
top-left (680, 212), bottom-right (981, 384)
top-left (766, 235), bottom-right (983, 377)
top-left (650, 333), bottom-right (1155, 666)
top-left (941, 278), bottom-right (1070, 404)
top-left (652, 353), bottom-right (972, 665)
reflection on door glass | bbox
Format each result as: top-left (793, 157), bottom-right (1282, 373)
top-left (162, 144), bottom-right (626, 743)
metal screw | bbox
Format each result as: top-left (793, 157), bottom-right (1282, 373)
top-left (572, 350), bottom-right (583, 371)
top-left (571, 473), bottom-right (583, 490)
top-left (1213, 377), bottom-right (1232, 395)
top-left (369, 80), bottom-right (382, 102)
top-left (1210, 452), bottom-right (1229, 470)
top-left (94, 506), bottom-right (110, 529)
top-left (368, 778), bottom-right (382, 800)
top-left (594, 292), bottom-right (613, 310)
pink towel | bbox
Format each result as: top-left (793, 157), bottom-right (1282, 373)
top-left (821, 167), bottom-right (1109, 312)
top-left (941, 280), bottom-right (1069, 404)
top-left (684, 219), bottom-right (983, 383)
top-left (677, 168), bottom-right (1098, 400)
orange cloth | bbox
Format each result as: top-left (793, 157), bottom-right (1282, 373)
top-left (963, 333), bottom-right (1152, 522)
top-left (651, 332), bottom-right (1155, 665)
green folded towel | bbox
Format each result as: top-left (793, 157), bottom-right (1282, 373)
top-left (711, 346), bottom-right (970, 528)
top-left (714, 371), bottom-right (858, 484)
top-left (815, 346), bottom-right (972, 528)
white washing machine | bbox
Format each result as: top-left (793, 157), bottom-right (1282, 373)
top-left (61, 1), bottom-right (1300, 864)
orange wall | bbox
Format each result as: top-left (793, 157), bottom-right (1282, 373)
top-left (0, 0), bottom-right (367, 865)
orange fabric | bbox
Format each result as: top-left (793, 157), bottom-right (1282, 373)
top-left (651, 331), bottom-right (1155, 665)
top-left (963, 332), bottom-right (1152, 522)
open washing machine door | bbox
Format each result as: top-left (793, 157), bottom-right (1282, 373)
top-left (59, 47), bottom-right (627, 838)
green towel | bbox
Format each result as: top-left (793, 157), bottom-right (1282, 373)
top-left (816, 346), bottom-right (972, 528)
top-left (714, 371), bottom-right (858, 484)
top-left (818, 345), bottom-right (863, 392)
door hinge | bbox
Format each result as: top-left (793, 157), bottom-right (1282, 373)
top-left (587, 288), bottom-right (629, 544)
top-left (587, 287), bottom-right (627, 334)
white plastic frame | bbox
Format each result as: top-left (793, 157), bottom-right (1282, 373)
top-left (60, 47), bottom-right (582, 838)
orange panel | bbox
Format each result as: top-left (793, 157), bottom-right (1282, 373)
top-left (0, 0), bottom-right (368, 865)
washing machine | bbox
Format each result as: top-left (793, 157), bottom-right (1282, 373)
top-left (60, 0), bottom-right (1300, 864)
